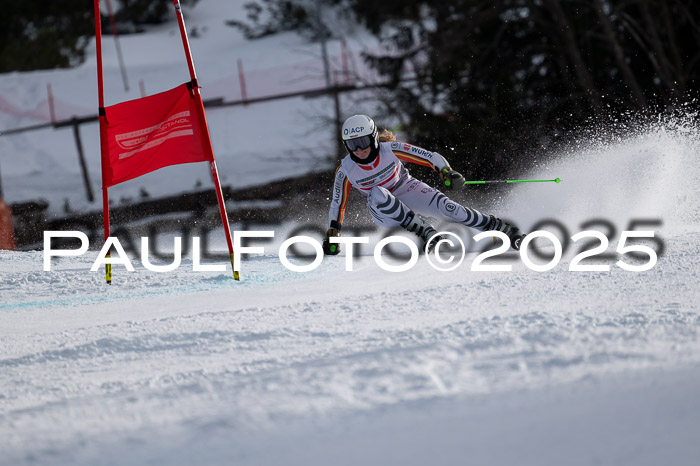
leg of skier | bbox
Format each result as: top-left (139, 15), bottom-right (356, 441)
top-left (367, 185), bottom-right (443, 253)
top-left (393, 179), bottom-right (525, 250)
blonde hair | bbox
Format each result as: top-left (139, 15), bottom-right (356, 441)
top-left (378, 129), bottom-right (396, 142)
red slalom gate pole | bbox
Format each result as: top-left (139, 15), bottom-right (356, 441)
top-left (172, 0), bottom-right (239, 280)
top-left (94, 0), bottom-right (112, 284)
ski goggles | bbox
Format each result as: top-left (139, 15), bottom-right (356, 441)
top-left (344, 135), bottom-right (373, 152)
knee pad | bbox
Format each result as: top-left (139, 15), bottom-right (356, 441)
top-left (435, 194), bottom-right (485, 227)
top-left (368, 186), bottom-right (391, 207)
top-left (436, 194), bottom-right (466, 221)
top-left (367, 186), bottom-right (409, 228)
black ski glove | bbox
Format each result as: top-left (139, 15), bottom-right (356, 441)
top-left (439, 167), bottom-right (465, 190)
top-left (322, 228), bottom-right (341, 255)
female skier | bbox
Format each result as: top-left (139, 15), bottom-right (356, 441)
top-left (323, 114), bottom-right (525, 255)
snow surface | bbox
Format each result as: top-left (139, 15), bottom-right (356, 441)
top-left (1, 1), bottom-right (700, 465)
top-left (2, 229), bottom-right (700, 465)
top-left (2, 120), bottom-right (700, 464)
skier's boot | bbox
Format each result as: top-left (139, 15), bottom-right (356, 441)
top-left (401, 211), bottom-right (442, 253)
top-left (484, 215), bottom-right (526, 250)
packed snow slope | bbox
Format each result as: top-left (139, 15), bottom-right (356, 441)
top-left (1, 0), bottom-right (700, 463)
top-left (1, 118), bottom-right (700, 465)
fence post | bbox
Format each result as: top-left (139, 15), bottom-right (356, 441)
top-left (71, 118), bottom-right (95, 203)
top-left (105, 0), bottom-right (130, 92)
top-left (341, 38), bottom-right (349, 84)
top-left (237, 59), bottom-right (248, 105)
top-left (47, 83), bottom-right (56, 124)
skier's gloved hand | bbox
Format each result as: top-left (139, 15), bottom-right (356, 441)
top-left (322, 228), bottom-right (341, 255)
top-left (439, 167), bottom-right (465, 190)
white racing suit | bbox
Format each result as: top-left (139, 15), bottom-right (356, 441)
top-left (328, 141), bottom-right (491, 232)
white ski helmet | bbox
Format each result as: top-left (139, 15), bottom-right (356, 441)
top-left (341, 114), bottom-right (378, 152)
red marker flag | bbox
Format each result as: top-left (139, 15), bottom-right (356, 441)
top-left (102, 83), bottom-right (210, 187)
top-left (94, 0), bottom-right (239, 282)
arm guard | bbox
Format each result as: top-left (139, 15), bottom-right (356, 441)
top-left (389, 141), bottom-right (450, 172)
top-left (328, 165), bottom-right (351, 229)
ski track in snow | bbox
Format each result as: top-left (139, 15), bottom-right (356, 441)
top-left (1, 229), bottom-right (699, 464)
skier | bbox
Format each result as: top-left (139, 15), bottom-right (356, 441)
top-left (323, 114), bottom-right (525, 255)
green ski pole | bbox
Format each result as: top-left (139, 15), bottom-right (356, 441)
top-left (443, 177), bottom-right (562, 188)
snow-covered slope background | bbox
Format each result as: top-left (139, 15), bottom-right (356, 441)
top-left (0, 0), bottom-right (382, 214)
top-left (1, 1), bottom-right (699, 465)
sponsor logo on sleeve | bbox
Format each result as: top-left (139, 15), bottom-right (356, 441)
top-left (333, 181), bottom-right (344, 202)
